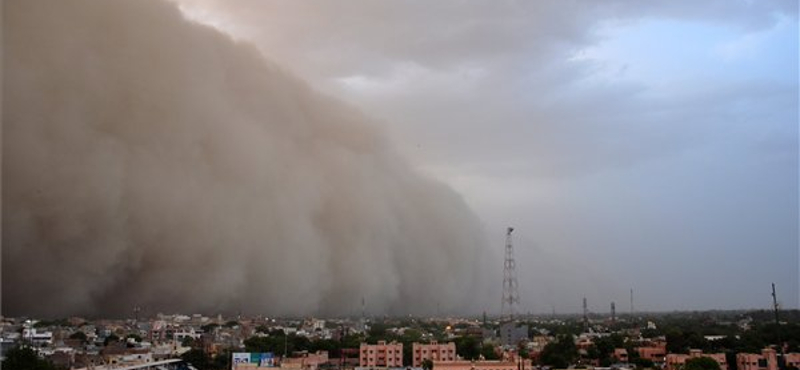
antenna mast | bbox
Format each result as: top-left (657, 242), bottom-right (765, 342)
top-left (630, 288), bottom-right (634, 316)
top-left (773, 283), bottom-right (786, 370)
top-left (611, 302), bottom-right (616, 324)
top-left (583, 297), bottom-right (589, 332)
top-left (501, 227), bottom-right (520, 321)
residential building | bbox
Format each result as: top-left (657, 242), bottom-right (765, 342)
top-left (412, 341), bottom-right (457, 367)
top-left (282, 351), bottom-right (330, 370)
top-left (360, 341), bottom-right (403, 367)
top-left (22, 328), bottom-right (53, 345)
top-left (434, 360), bottom-right (529, 370)
top-left (637, 341), bottom-right (667, 363)
top-left (785, 353), bottom-right (800, 369)
top-left (499, 323), bottom-right (528, 346)
top-left (666, 350), bottom-right (728, 370)
top-left (737, 349), bottom-right (778, 370)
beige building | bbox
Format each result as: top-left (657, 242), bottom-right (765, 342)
top-left (434, 360), bottom-right (523, 370)
top-left (281, 351), bottom-right (329, 370)
top-left (360, 341), bottom-right (403, 368)
top-left (412, 341), bottom-right (457, 367)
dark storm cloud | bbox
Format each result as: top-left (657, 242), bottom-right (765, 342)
top-left (2, 0), bottom-right (495, 317)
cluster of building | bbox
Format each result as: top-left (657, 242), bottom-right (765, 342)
top-left (0, 315), bottom-right (362, 370)
top-left (4, 313), bottom-right (800, 370)
top-left (597, 339), bottom-right (800, 370)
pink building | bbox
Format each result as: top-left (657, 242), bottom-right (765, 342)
top-left (434, 360), bottom-right (526, 370)
top-left (785, 353), bottom-right (800, 369)
top-left (666, 350), bottom-right (728, 370)
top-left (637, 342), bottom-right (667, 362)
top-left (412, 341), bottom-right (457, 367)
top-left (360, 341), bottom-right (403, 368)
top-left (737, 349), bottom-right (778, 370)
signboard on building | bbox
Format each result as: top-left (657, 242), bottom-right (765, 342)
top-left (232, 352), bottom-right (276, 368)
top-left (233, 353), bottom-right (251, 365)
top-left (259, 353), bottom-right (275, 367)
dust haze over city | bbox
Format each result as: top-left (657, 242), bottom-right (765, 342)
top-left (2, 0), bottom-right (798, 320)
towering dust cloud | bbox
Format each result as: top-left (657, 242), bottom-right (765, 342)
top-left (3, 0), bottom-right (493, 317)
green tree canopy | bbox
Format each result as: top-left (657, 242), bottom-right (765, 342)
top-left (539, 335), bottom-right (578, 368)
top-left (103, 334), bottom-right (120, 346)
top-left (684, 357), bottom-right (721, 370)
top-left (454, 336), bottom-right (481, 360)
top-left (181, 348), bottom-right (211, 370)
top-left (69, 331), bottom-right (87, 342)
top-left (1, 346), bottom-right (58, 370)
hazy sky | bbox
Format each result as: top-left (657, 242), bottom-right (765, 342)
top-left (171, 0), bottom-right (798, 314)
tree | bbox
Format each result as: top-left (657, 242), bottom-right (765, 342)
top-left (181, 348), bottom-right (211, 370)
top-left (481, 344), bottom-right (499, 360)
top-left (69, 331), bottom-right (88, 343)
top-left (182, 336), bottom-right (197, 347)
top-left (423, 359), bottom-right (434, 370)
top-left (1, 346), bottom-right (58, 370)
top-left (212, 349), bottom-right (232, 370)
top-left (103, 334), bottom-right (120, 346)
top-left (539, 335), bottom-right (578, 368)
top-left (684, 357), bottom-right (721, 370)
top-left (454, 336), bottom-right (481, 360)
top-left (632, 358), bottom-right (654, 369)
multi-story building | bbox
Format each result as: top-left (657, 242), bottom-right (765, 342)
top-left (785, 353), bottom-right (800, 369)
top-left (412, 341), bottom-right (457, 367)
top-left (636, 341), bottom-right (667, 363)
top-left (737, 348), bottom-right (778, 370)
top-left (666, 350), bottom-right (728, 370)
top-left (499, 323), bottom-right (529, 346)
top-left (360, 341), bottom-right (403, 367)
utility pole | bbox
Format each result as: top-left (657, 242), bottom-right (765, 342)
top-left (501, 227), bottom-right (520, 321)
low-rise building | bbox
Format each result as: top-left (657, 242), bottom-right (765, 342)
top-left (22, 328), bottom-right (53, 346)
top-left (434, 360), bottom-right (528, 370)
top-left (737, 348), bottom-right (778, 370)
top-left (499, 323), bottom-right (529, 346)
top-left (412, 341), bottom-right (457, 367)
top-left (636, 341), bottom-right (667, 363)
top-left (360, 341), bottom-right (403, 367)
top-left (281, 351), bottom-right (329, 370)
top-left (666, 350), bottom-right (728, 370)
top-left (785, 353), bottom-right (800, 369)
